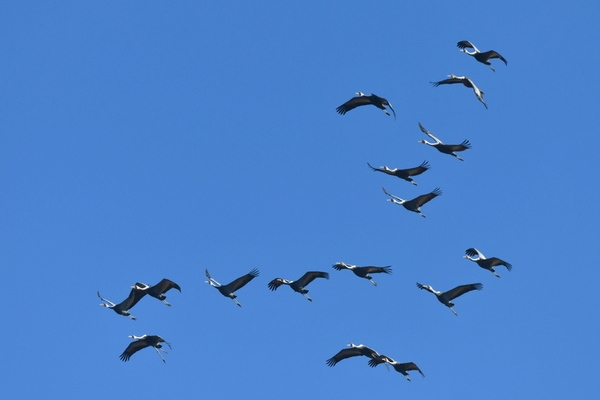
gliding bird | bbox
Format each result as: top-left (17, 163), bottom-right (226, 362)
top-left (326, 343), bottom-right (382, 367)
top-left (367, 161), bottom-right (430, 185)
top-left (97, 288), bottom-right (146, 320)
top-left (382, 186), bottom-right (442, 218)
top-left (119, 334), bottom-right (171, 363)
top-left (418, 122), bottom-right (471, 161)
top-left (431, 74), bottom-right (487, 109)
top-left (369, 355), bottom-right (425, 381)
top-left (133, 278), bottom-right (181, 306)
top-left (336, 92), bottom-right (396, 119)
top-left (457, 40), bottom-right (507, 72)
top-left (205, 268), bottom-right (259, 307)
top-left (267, 271), bottom-right (329, 301)
top-left (332, 262), bottom-right (392, 286)
top-left (416, 282), bottom-right (483, 316)
top-left (464, 247), bottom-right (512, 278)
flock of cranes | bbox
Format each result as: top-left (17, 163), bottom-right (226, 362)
top-left (97, 40), bottom-right (512, 379)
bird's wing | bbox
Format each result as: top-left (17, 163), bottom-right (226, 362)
top-left (155, 278), bottom-right (181, 293)
top-left (431, 77), bottom-right (462, 87)
top-left (359, 266), bottom-right (392, 274)
top-left (456, 40), bottom-right (478, 52)
top-left (119, 339), bottom-right (148, 362)
top-left (483, 50), bottom-right (507, 65)
top-left (204, 269), bottom-right (213, 280)
top-left (326, 347), bottom-right (363, 366)
top-left (223, 268), bottom-right (259, 292)
top-left (267, 278), bottom-right (285, 291)
top-left (445, 283), bottom-right (483, 300)
top-left (335, 96), bottom-right (371, 115)
top-left (332, 262), bottom-right (351, 271)
top-left (368, 354), bottom-right (392, 367)
top-left (145, 335), bottom-right (171, 349)
top-left (418, 123), bottom-right (442, 144)
top-left (447, 140), bottom-right (471, 151)
top-left (119, 288), bottom-right (147, 310)
top-left (409, 188), bottom-right (442, 207)
top-left (489, 257), bottom-right (513, 270)
top-left (398, 362), bottom-right (425, 377)
top-left (385, 101), bottom-right (397, 120)
top-left (398, 161), bottom-right (430, 177)
top-left (297, 271), bottom-right (329, 287)
top-left (465, 247), bottom-right (484, 258)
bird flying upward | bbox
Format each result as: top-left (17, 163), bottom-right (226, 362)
top-left (332, 262), bottom-right (392, 286)
top-left (418, 123), bottom-right (471, 161)
top-left (119, 334), bottom-right (171, 363)
top-left (336, 92), bottom-right (396, 119)
top-left (416, 282), bottom-right (483, 315)
top-left (97, 288), bottom-right (146, 320)
top-left (369, 355), bottom-right (425, 381)
top-left (367, 161), bottom-right (430, 185)
top-left (326, 343), bottom-right (382, 367)
top-left (267, 271), bottom-right (329, 302)
top-left (464, 248), bottom-right (512, 278)
top-left (382, 186), bottom-right (442, 218)
top-left (205, 268), bottom-right (259, 307)
top-left (431, 74), bottom-right (487, 109)
top-left (457, 40), bottom-right (507, 72)
top-left (133, 278), bottom-right (181, 306)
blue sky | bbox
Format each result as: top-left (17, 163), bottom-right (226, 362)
top-left (2, 1), bottom-right (599, 398)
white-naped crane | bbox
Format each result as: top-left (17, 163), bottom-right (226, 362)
top-left (457, 40), bottom-right (507, 72)
top-left (431, 74), bottom-right (487, 109)
top-left (382, 186), bottom-right (442, 218)
top-left (416, 282), bottom-right (483, 316)
top-left (267, 271), bottom-right (329, 302)
top-left (133, 278), bottom-right (181, 306)
top-left (369, 355), bottom-right (425, 381)
top-left (418, 122), bottom-right (471, 161)
top-left (97, 289), bottom-right (146, 320)
top-left (119, 334), bottom-right (171, 363)
top-left (332, 262), bottom-right (392, 286)
top-left (367, 161), bottom-right (430, 185)
top-left (464, 248), bottom-right (512, 278)
top-left (205, 268), bottom-right (259, 307)
top-left (326, 343), bottom-right (382, 367)
top-left (336, 92), bottom-right (396, 119)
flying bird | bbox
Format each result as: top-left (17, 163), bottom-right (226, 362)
top-left (431, 74), bottom-right (487, 109)
top-left (97, 288), bottom-right (146, 320)
top-left (205, 268), bottom-right (259, 307)
top-left (119, 334), bottom-right (171, 363)
top-left (267, 271), bottom-right (329, 302)
top-left (382, 186), bottom-right (442, 218)
top-left (418, 123), bottom-right (471, 161)
top-left (133, 278), bottom-right (181, 306)
top-left (463, 248), bottom-right (512, 278)
top-left (326, 343), bottom-right (382, 367)
top-left (332, 262), bottom-right (392, 286)
top-left (336, 92), bottom-right (396, 119)
top-left (457, 40), bottom-right (507, 72)
top-left (416, 282), bottom-right (483, 316)
top-left (367, 161), bottom-right (430, 185)
top-left (369, 355), bottom-right (425, 381)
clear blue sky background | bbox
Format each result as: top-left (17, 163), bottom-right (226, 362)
top-left (2, 1), bottom-right (599, 399)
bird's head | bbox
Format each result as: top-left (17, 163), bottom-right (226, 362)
top-left (417, 140), bottom-right (426, 144)
top-left (99, 303), bottom-right (108, 308)
top-left (355, 91), bottom-right (365, 97)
